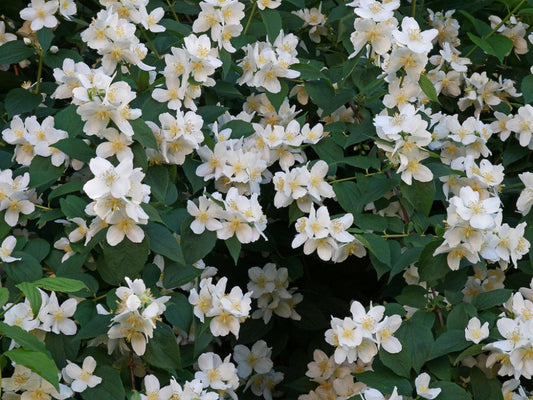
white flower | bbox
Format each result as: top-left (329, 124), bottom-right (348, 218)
top-left (415, 372), bottom-right (441, 400)
top-left (465, 317), bottom-right (489, 344)
top-left (20, 0), bottom-right (59, 31)
top-left (63, 356), bottom-right (102, 392)
top-left (233, 340), bottom-right (273, 378)
top-left (392, 17), bottom-right (438, 53)
top-left (39, 291), bottom-right (78, 335)
top-left (0, 236), bottom-right (20, 263)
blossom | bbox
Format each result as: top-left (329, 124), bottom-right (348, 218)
top-left (0, 236), bottom-right (21, 263)
top-left (465, 317), bottom-right (490, 344)
top-left (20, 0), bottom-right (59, 31)
top-left (415, 373), bottom-right (441, 399)
top-left (63, 356), bottom-right (102, 392)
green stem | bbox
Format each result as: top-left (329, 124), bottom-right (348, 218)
top-left (34, 48), bottom-right (44, 95)
top-left (165, 0), bottom-right (180, 23)
top-left (140, 28), bottom-right (160, 59)
top-left (410, 0), bottom-right (417, 17)
top-left (465, 0), bottom-right (526, 58)
top-left (329, 176), bottom-right (357, 184)
top-left (243, 2), bottom-right (257, 36)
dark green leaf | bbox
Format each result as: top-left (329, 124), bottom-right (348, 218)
top-left (131, 119), bottom-right (158, 149)
top-left (400, 180), bottom-right (435, 217)
top-left (0, 41), bottom-right (34, 65)
top-left (37, 28), bottom-right (54, 53)
top-left (163, 262), bottom-right (203, 288)
top-left (29, 156), bottom-right (63, 188)
top-left (16, 281), bottom-right (42, 316)
top-left (81, 365), bottom-right (126, 400)
top-left (52, 138), bottom-right (95, 163)
top-left (164, 293), bottom-right (193, 332)
top-left (143, 322), bottom-right (181, 370)
top-left (429, 329), bottom-right (470, 360)
top-left (522, 75), bottom-right (533, 105)
top-left (225, 236), bottom-right (241, 265)
top-left (471, 289), bottom-right (512, 310)
top-left (180, 217), bottom-right (217, 264)
top-left (433, 381), bottom-right (471, 400)
top-left (48, 181), bottom-right (85, 202)
top-left (97, 237), bottom-right (150, 285)
top-left (357, 371), bottom-right (412, 396)
top-left (144, 222), bottom-right (185, 264)
top-left (59, 195), bottom-right (87, 219)
top-left (261, 9), bottom-right (282, 43)
top-left (5, 88), bottom-right (42, 118)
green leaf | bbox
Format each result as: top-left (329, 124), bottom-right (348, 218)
top-left (471, 289), bottom-right (512, 310)
top-left (304, 80), bottom-right (354, 115)
top-left (52, 138), bottom-right (95, 163)
top-left (0, 287), bottom-right (9, 309)
top-left (225, 120), bottom-right (255, 138)
top-left (522, 75), bottom-right (533, 104)
top-left (180, 217), bottom-right (217, 264)
top-left (81, 365), bottom-right (126, 400)
top-left (45, 332), bottom-right (80, 369)
top-left (379, 346), bottom-right (412, 378)
top-left (144, 222), bottom-right (185, 264)
top-left (225, 236), bottom-right (241, 265)
top-left (59, 195), bottom-right (87, 219)
top-left (0, 40), bottom-right (34, 64)
top-left (265, 80), bottom-right (289, 111)
top-left (29, 156), bottom-right (63, 188)
top-left (5, 88), bottom-right (42, 118)
top-left (16, 282), bottom-right (43, 316)
top-left (396, 311), bottom-right (434, 373)
top-left (400, 180), bottom-right (435, 217)
top-left (418, 241), bottom-right (450, 284)
top-left (76, 314), bottom-right (113, 340)
top-left (433, 381), bottom-right (471, 400)
top-left (143, 322), bottom-right (181, 370)
top-left (0, 322), bottom-right (50, 354)
top-left (356, 234), bottom-right (391, 266)
top-left (44, 49), bottom-right (83, 69)
top-left (5, 252), bottom-right (43, 283)
top-left (471, 367), bottom-right (504, 400)
top-left (144, 165), bottom-right (169, 202)
top-left (357, 371), bottom-right (412, 396)
top-left (54, 104), bottom-right (84, 137)
top-left (429, 329), bottom-right (470, 360)
top-left (163, 262), bottom-right (203, 288)
top-left (4, 348), bottom-right (59, 390)
top-left (24, 238), bottom-right (50, 261)
top-left (454, 344), bottom-right (484, 365)
top-left (396, 285), bottom-right (427, 309)
top-left (182, 157), bottom-right (206, 194)
top-left (467, 33), bottom-right (513, 62)
top-left (418, 74), bottom-right (440, 104)
top-left (164, 293), bottom-right (193, 332)
top-left (33, 277), bottom-right (88, 293)
top-left (261, 9), bottom-right (282, 43)
top-left (37, 28), bottom-right (54, 53)
top-left (131, 119), bottom-right (158, 149)
top-left (97, 237), bottom-right (150, 285)
top-left (48, 181), bottom-right (85, 202)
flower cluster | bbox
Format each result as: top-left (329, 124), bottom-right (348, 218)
top-left (81, 8), bottom-right (153, 74)
top-left (2, 116), bottom-right (69, 167)
top-left (153, 34), bottom-right (222, 111)
top-left (107, 277), bottom-right (170, 355)
top-left (4, 290), bottom-right (78, 336)
top-left (233, 341), bottom-right (284, 400)
top-left (247, 263), bottom-right (302, 323)
top-left (83, 157), bottom-right (150, 246)
top-left (187, 188), bottom-right (266, 244)
top-left (193, 0), bottom-right (245, 53)
top-left (292, 4), bottom-right (328, 43)
top-left (188, 276), bottom-right (252, 338)
top-left (237, 32), bottom-right (300, 93)
top-left (325, 300), bottom-right (402, 364)
top-left (0, 170), bottom-right (37, 227)
top-left (2, 364), bottom-right (73, 400)
top-left (292, 205), bottom-right (365, 262)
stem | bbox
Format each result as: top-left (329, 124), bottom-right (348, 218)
top-left (465, 0), bottom-right (526, 58)
top-left (165, 0), bottom-right (180, 23)
top-left (34, 48), bottom-right (44, 95)
top-left (243, 2), bottom-right (257, 36)
top-left (410, 0), bottom-right (417, 17)
top-left (329, 176), bottom-right (357, 184)
top-left (35, 204), bottom-right (52, 211)
top-left (140, 28), bottom-right (160, 60)
top-left (128, 352), bottom-right (136, 390)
